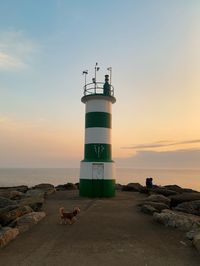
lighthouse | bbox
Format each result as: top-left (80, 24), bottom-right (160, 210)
top-left (79, 65), bottom-right (116, 197)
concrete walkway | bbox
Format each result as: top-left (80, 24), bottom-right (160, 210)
top-left (0, 191), bottom-right (199, 266)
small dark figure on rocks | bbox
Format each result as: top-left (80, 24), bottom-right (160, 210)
top-left (146, 177), bottom-right (153, 189)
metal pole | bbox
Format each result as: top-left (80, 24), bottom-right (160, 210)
top-left (110, 67), bottom-right (112, 86)
top-left (82, 70), bottom-right (88, 95)
top-left (95, 63), bottom-right (98, 93)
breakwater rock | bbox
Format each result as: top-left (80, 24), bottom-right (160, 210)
top-left (0, 183), bottom-right (53, 247)
top-left (134, 182), bottom-right (200, 254)
top-left (55, 183), bottom-right (78, 191)
top-left (0, 182), bottom-right (79, 247)
top-left (153, 210), bottom-right (200, 231)
top-left (0, 227), bottom-right (19, 248)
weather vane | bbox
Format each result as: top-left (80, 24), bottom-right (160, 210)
top-left (93, 62), bottom-right (100, 89)
top-left (82, 63), bottom-right (112, 91)
top-left (82, 70), bottom-right (88, 87)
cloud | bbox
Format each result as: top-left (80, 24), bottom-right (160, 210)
top-left (116, 149), bottom-right (200, 169)
top-left (0, 52), bottom-right (26, 70)
top-left (121, 139), bottom-right (200, 150)
top-left (178, 140), bottom-right (200, 145)
top-left (119, 139), bottom-right (200, 168)
top-left (0, 29), bottom-right (38, 70)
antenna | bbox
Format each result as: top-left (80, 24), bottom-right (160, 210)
top-left (82, 70), bottom-right (88, 87)
top-left (94, 62), bottom-right (100, 91)
top-left (107, 67), bottom-right (112, 86)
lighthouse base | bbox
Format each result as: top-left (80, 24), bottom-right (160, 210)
top-left (79, 179), bottom-right (115, 197)
top-left (79, 161), bottom-right (116, 198)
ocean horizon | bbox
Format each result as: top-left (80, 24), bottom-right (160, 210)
top-left (0, 167), bottom-right (199, 191)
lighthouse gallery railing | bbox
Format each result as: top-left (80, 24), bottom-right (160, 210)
top-left (83, 82), bottom-right (114, 96)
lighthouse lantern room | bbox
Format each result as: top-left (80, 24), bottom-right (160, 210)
top-left (79, 64), bottom-right (116, 197)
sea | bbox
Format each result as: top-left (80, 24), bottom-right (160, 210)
top-left (0, 168), bottom-right (200, 191)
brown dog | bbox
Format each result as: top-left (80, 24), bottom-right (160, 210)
top-left (59, 207), bottom-right (80, 225)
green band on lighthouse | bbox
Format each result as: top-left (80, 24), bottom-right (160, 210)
top-left (79, 179), bottom-right (115, 197)
top-left (83, 143), bottom-right (112, 162)
top-left (85, 112), bottom-right (111, 128)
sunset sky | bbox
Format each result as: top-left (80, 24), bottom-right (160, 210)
top-left (0, 0), bottom-right (200, 168)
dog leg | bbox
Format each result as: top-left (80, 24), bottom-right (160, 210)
top-left (71, 217), bottom-right (77, 224)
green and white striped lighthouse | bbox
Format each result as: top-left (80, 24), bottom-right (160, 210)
top-left (79, 67), bottom-right (116, 197)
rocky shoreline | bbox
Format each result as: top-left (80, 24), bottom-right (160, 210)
top-left (121, 182), bottom-right (200, 253)
top-left (0, 182), bottom-right (81, 247)
top-left (0, 182), bottom-right (200, 254)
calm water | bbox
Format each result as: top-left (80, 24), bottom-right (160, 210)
top-left (0, 168), bottom-right (199, 191)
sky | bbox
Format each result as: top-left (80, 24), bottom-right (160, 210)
top-left (0, 0), bottom-right (200, 168)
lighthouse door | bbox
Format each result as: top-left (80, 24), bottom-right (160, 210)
top-left (92, 163), bottom-right (104, 197)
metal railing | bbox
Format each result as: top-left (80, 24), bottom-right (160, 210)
top-left (83, 82), bottom-right (114, 96)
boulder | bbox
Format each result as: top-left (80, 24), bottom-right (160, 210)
top-left (13, 212), bottom-right (46, 233)
top-left (144, 194), bottom-right (171, 206)
top-left (56, 183), bottom-right (77, 191)
top-left (0, 227), bottom-right (19, 248)
top-left (0, 186), bottom-right (28, 193)
top-left (0, 190), bottom-right (12, 198)
top-left (25, 189), bottom-right (45, 198)
top-left (115, 183), bottom-right (123, 190)
top-left (0, 188), bottom-right (26, 199)
top-left (0, 205), bottom-right (32, 226)
top-left (153, 209), bottom-right (200, 231)
top-left (55, 184), bottom-right (66, 191)
top-left (170, 193), bottom-right (200, 207)
top-left (174, 200), bottom-right (200, 216)
top-left (0, 190), bottom-right (25, 200)
top-left (12, 186), bottom-right (28, 193)
top-left (164, 185), bottom-right (184, 194)
top-left (65, 183), bottom-right (78, 190)
top-left (141, 205), bottom-right (158, 215)
top-left (183, 188), bottom-right (199, 193)
top-left (17, 197), bottom-right (44, 211)
top-left (163, 185), bottom-right (198, 194)
top-left (122, 183), bottom-right (144, 192)
top-left (0, 197), bottom-right (16, 209)
top-left (139, 187), bottom-right (149, 194)
top-left (0, 205), bottom-right (19, 225)
top-left (193, 232), bottom-right (200, 253)
top-left (32, 183), bottom-right (55, 196)
top-left (150, 187), bottom-right (177, 197)
top-left (142, 201), bottom-right (169, 212)
top-left (186, 229), bottom-right (200, 240)
top-left (9, 191), bottom-right (25, 200)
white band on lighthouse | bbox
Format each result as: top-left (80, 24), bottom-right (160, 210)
top-left (86, 99), bottom-right (111, 113)
top-left (80, 161), bottom-right (116, 180)
top-left (85, 128), bottom-right (111, 144)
